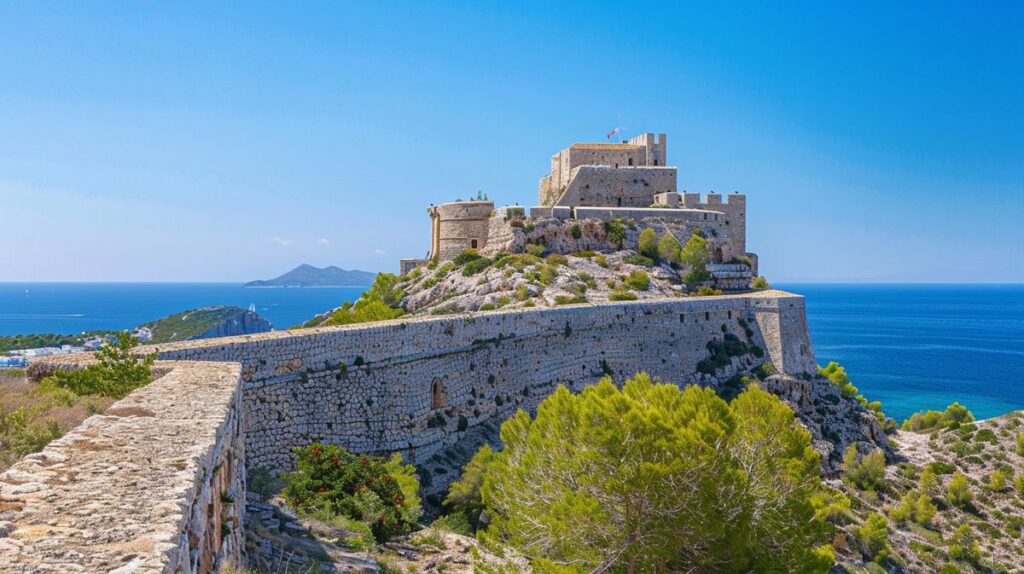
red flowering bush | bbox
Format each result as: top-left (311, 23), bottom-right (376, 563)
top-left (282, 442), bottom-right (421, 542)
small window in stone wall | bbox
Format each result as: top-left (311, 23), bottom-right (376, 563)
top-left (431, 378), bottom-right (446, 409)
top-left (471, 239), bottom-right (478, 249)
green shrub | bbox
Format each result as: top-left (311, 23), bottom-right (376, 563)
top-left (637, 228), bottom-right (658, 259)
top-left (890, 490), bottom-right (936, 527)
top-left (843, 445), bottom-right (887, 491)
top-left (947, 524), bottom-right (980, 563)
top-left (680, 233), bottom-right (711, 283)
top-left (554, 294), bottom-right (586, 305)
top-left (624, 270), bottom-right (650, 291)
top-left (545, 253), bottom-right (568, 266)
top-left (282, 443), bottom-right (421, 542)
top-left (989, 468), bottom-right (1009, 492)
top-left (0, 408), bottom-right (62, 459)
top-left (315, 273), bottom-right (406, 327)
top-left (751, 276), bottom-right (771, 290)
top-left (453, 249), bottom-right (482, 266)
top-left (657, 233), bottom-right (682, 265)
top-left (572, 250), bottom-right (597, 258)
top-left (902, 403), bottom-right (975, 432)
top-left (692, 285), bottom-right (722, 296)
top-left (608, 287), bottom-right (638, 301)
top-left (526, 243), bottom-right (545, 257)
top-left (461, 257), bottom-right (493, 276)
top-left (854, 512), bottom-right (891, 562)
top-left (46, 333), bottom-right (155, 399)
top-left (947, 471), bottom-right (973, 508)
top-left (495, 254), bottom-right (542, 271)
top-left (622, 254), bottom-right (655, 267)
top-left (570, 223), bottom-right (582, 239)
top-left (818, 362), bottom-right (859, 399)
top-left (927, 460), bottom-right (956, 475)
top-left (604, 220), bottom-right (626, 247)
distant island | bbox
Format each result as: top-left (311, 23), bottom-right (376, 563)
top-left (243, 264), bottom-right (376, 288)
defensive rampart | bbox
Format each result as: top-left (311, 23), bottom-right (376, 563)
top-left (2, 291), bottom-right (816, 572)
top-left (0, 361), bottom-right (245, 573)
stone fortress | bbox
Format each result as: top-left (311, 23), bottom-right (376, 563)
top-left (0, 132), bottom-right (882, 574)
top-left (403, 132), bottom-right (756, 288)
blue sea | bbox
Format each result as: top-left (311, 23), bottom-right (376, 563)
top-left (1, 282), bottom-right (1021, 422)
top-left (0, 283), bottom-right (367, 336)
top-left (778, 284), bottom-right (1024, 422)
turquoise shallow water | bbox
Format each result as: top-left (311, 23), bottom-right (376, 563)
top-left (2, 282), bottom-right (1021, 422)
top-left (779, 284), bottom-right (1024, 422)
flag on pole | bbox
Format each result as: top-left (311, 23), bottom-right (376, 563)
top-left (606, 127), bottom-right (621, 140)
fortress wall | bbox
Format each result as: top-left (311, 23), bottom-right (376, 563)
top-left (683, 193), bottom-right (747, 257)
top-left (0, 361), bottom-right (245, 574)
top-left (149, 292), bottom-right (816, 491)
top-left (557, 166), bottom-right (677, 207)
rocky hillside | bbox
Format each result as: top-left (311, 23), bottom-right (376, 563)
top-left (398, 249), bottom-right (731, 317)
top-left (830, 411), bottom-right (1024, 573)
top-left (143, 305), bottom-right (273, 343)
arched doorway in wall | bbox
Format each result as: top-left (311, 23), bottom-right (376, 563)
top-left (431, 378), bottom-right (447, 409)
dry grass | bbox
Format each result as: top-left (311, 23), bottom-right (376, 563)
top-left (0, 368), bottom-right (115, 471)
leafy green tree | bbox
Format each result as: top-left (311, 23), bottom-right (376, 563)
top-left (842, 445), bottom-right (886, 491)
top-left (818, 362), bottom-right (859, 398)
top-left (680, 233), bottom-right (711, 283)
top-left (948, 524), bottom-right (980, 563)
top-left (657, 232), bottom-right (682, 266)
top-left (637, 228), bottom-right (658, 260)
top-left (47, 333), bottom-right (155, 398)
top-left (319, 273), bottom-right (406, 326)
top-left (854, 512), bottom-right (891, 562)
top-left (444, 443), bottom-right (494, 528)
top-left (901, 402), bottom-right (975, 432)
top-left (988, 469), bottom-right (1009, 492)
top-left (890, 490), bottom-right (936, 527)
top-left (919, 466), bottom-right (939, 496)
top-left (947, 471), bottom-right (973, 508)
top-left (604, 220), bottom-right (627, 248)
top-left (477, 374), bottom-right (832, 573)
top-left (751, 276), bottom-right (771, 290)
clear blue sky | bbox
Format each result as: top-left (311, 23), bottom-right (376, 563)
top-left (1, 2), bottom-right (1020, 282)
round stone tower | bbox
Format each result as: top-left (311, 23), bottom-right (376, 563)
top-left (427, 200), bottom-right (494, 262)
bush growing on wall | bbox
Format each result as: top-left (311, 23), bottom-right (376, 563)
top-left (315, 273), bottom-right (406, 327)
top-left (283, 442), bottom-right (421, 542)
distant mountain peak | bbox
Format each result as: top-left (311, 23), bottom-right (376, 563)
top-left (244, 265), bottom-right (376, 288)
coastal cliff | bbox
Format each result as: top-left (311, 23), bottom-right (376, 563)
top-left (143, 306), bottom-right (273, 344)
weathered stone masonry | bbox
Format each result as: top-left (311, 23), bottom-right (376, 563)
top-left (150, 291), bottom-right (815, 486)
top-left (1, 291), bottom-right (816, 572)
top-left (0, 362), bottom-right (245, 574)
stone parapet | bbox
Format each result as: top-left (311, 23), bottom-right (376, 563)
top-left (0, 361), bottom-right (245, 574)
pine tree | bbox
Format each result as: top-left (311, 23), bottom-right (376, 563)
top-left (477, 374), bottom-right (832, 572)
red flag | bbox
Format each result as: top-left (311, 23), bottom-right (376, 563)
top-left (606, 127), bottom-right (621, 140)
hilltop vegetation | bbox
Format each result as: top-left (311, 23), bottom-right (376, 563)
top-left (143, 305), bottom-right (272, 343)
top-left (302, 241), bottom-right (747, 327)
